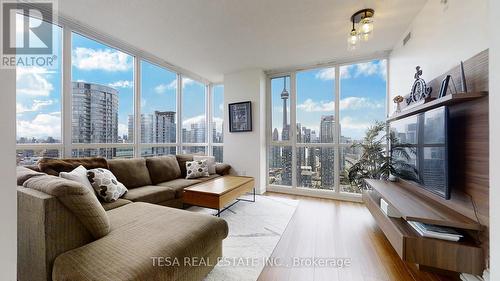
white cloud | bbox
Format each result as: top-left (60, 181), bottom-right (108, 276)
top-left (351, 60), bottom-right (387, 80)
top-left (296, 97), bottom-right (382, 113)
top-left (182, 78), bottom-right (193, 87)
top-left (182, 115), bottom-right (205, 127)
top-left (297, 98), bottom-right (334, 112)
top-left (17, 112), bottom-right (61, 139)
top-left (155, 78), bottom-right (194, 94)
top-left (315, 68), bottom-right (335, 80)
top-left (16, 67), bottom-right (54, 96)
top-left (315, 67), bottom-right (353, 80)
top-left (218, 103), bottom-right (223, 112)
top-left (108, 80), bottom-right (133, 88)
top-left (319, 60), bottom-right (387, 81)
top-left (339, 97), bottom-right (383, 110)
top-left (72, 47), bottom-right (132, 72)
top-left (17, 100), bottom-right (54, 113)
top-left (340, 116), bottom-right (371, 130)
top-left (118, 123), bottom-right (128, 136)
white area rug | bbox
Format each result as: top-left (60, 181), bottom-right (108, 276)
top-left (188, 195), bottom-right (298, 281)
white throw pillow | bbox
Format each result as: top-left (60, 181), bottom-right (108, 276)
top-left (186, 160), bottom-right (210, 179)
top-left (193, 155), bottom-right (216, 174)
top-left (87, 168), bottom-right (128, 202)
top-left (59, 165), bottom-right (94, 193)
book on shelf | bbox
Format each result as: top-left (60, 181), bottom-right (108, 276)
top-left (407, 221), bottom-right (463, 242)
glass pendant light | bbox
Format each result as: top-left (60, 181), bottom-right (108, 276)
top-left (347, 22), bottom-right (358, 50)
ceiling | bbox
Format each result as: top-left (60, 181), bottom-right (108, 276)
top-left (59, 0), bottom-right (427, 82)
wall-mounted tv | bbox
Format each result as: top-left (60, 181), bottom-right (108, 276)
top-left (389, 106), bottom-right (450, 199)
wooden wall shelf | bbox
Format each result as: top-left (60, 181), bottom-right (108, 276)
top-left (363, 179), bottom-right (484, 275)
top-left (388, 92), bottom-right (487, 122)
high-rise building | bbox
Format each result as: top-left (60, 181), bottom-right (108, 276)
top-left (154, 111), bottom-right (176, 155)
top-left (72, 82), bottom-right (118, 158)
top-left (154, 111), bottom-right (176, 143)
top-left (271, 128), bottom-right (280, 168)
top-left (280, 79), bottom-right (292, 186)
top-left (320, 115), bottom-right (335, 188)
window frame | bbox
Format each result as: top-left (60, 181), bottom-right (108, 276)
top-left (15, 13), bottom-right (221, 162)
top-left (266, 56), bottom-right (389, 201)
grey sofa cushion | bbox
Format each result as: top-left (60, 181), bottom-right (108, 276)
top-left (146, 155), bottom-right (182, 184)
top-left (23, 175), bottom-right (110, 239)
top-left (122, 185), bottom-right (176, 204)
top-left (156, 178), bottom-right (203, 198)
top-left (17, 166), bottom-right (44, 185)
top-left (108, 158), bottom-right (152, 189)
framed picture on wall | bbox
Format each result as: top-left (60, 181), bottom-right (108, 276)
top-left (228, 101), bottom-right (252, 132)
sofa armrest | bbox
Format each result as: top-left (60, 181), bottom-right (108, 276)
top-left (17, 187), bottom-right (93, 281)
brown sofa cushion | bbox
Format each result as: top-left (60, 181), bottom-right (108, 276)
top-left (23, 175), bottom-right (110, 239)
top-left (122, 185), bottom-right (176, 204)
top-left (17, 166), bottom-right (44, 185)
top-left (176, 154), bottom-right (194, 178)
top-left (215, 163), bottom-right (231, 175)
top-left (37, 157), bottom-right (108, 176)
top-left (108, 158), bottom-right (152, 189)
top-left (146, 155), bottom-right (182, 184)
top-left (53, 202), bottom-right (228, 281)
top-left (157, 178), bottom-right (203, 198)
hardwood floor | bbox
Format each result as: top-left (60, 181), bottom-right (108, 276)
top-left (257, 192), bottom-right (456, 281)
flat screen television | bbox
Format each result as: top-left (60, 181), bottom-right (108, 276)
top-left (389, 106), bottom-right (450, 199)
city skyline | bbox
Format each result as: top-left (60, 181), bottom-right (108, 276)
top-left (16, 32), bottom-right (224, 149)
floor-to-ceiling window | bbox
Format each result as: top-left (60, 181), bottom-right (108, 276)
top-left (339, 60), bottom-right (387, 193)
top-left (139, 60), bottom-right (177, 157)
top-left (267, 59), bottom-right (387, 197)
top-left (15, 14), bottom-right (222, 164)
top-left (269, 76), bottom-right (292, 187)
top-left (71, 32), bottom-right (135, 159)
top-left (296, 68), bottom-right (336, 190)
top-left (211, 85), bottom-right (224, 162)
top-left (181, 76), bottom-right (207, 154)
top-left (16, 17), bottom-right (62, 165)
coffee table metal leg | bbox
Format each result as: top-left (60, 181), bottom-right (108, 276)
top-left (237, 188), bottom-right (256, 203)
top-left (211, 188), bottom-right (256, 217)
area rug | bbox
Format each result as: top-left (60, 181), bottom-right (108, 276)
top-left (187, 195), bottom-right (298, 281)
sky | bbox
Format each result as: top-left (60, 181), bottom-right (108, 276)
top-left (271, 59), bottom-right (387, 141)
top-left (16, 27), bottom-right (224, 142)
top-left (16, 19), bottom-right (383, 144)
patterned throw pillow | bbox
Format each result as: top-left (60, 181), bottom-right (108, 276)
top-left (185, 160), bottom-right (210, 179)
top-left (87, 168), bottom-right (128, 202)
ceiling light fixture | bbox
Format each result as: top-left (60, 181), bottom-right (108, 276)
top-left (347, 8), bottom-right (375, 50)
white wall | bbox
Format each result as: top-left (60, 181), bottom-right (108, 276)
top-left (489, 0), bottom-right (499, 278)
top-left (223, 69), bottom-right (267, 194)
top-left (389, 0), bottom-right (489, 113)
top-left (0, 69), bottom-right (17, 279)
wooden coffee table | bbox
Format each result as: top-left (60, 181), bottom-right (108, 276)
top-left (183, 176), bottom-right (255, 216)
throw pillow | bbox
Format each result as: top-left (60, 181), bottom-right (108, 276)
top-left (193, 155), bottom-right (216, 174)
top-left (87, 168), bottom-right (128, 202)
top-left (59, 165), bottom-right (94, 193)
top-left (186, 160), bottom-right (210, 179)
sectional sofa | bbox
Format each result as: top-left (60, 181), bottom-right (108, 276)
top-left (17, 154), bottom-right (231, 281)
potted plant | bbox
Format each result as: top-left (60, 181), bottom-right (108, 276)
top-left (345, 121), bottom-right (418, 191)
